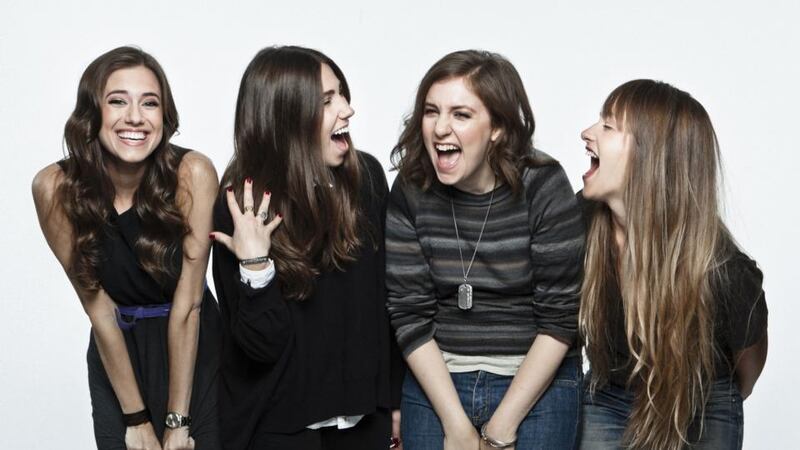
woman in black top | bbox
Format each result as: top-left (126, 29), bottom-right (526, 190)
top-left (578, 79), bottom-right (768, 450)
top-left (209, 45), bottom-right (401, 450)
top-left (32, 46), bottom-right (221, 449)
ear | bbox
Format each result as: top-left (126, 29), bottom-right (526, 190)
top-left (490, 127), bottom-right (503, 143)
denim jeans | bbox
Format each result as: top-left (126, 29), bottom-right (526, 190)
top-left (401, 355), bottom-right (582, 450)
top-left (579, 377), bottom-right (743, 450)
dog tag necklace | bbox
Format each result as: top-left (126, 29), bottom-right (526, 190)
top-left (451, 181), bottom-right (495, 311)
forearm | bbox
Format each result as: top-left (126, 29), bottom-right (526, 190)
top-left (406, 340), bottom-right (471, 431)
top-left (90, 309), bottom-right (147, 413)
top-left (166, 301), bottom-right (201, 414)
top-left (485, 334), bottom-right (570, 440)
top-left (735, 333), bottom-right (768, 399)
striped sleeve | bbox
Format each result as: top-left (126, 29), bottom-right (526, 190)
top-left (527, 164), bottom-right (585, 345)
top-left (385, 178), bottom-right (439, 357)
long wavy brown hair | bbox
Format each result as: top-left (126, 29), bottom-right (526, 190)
top-left (222, 46), bottom-right (363, 301)
top-left (390, 49), bottom-right (553, 193)
top-left (580, 79), bottom-right (732, 449)
top-left (59, 46), bottom-right (187, 291)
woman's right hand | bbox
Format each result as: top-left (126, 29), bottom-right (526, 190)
top-left (210, 178), bottom-right (283, 265)
top-left (125, 422), bottom-right (162, 450)
top-left (443, 421), bottom-right (480, 450)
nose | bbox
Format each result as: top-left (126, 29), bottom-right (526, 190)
top-left (125, 104), bottom-right (144, 125)
top-left (580, 125), bottom-right (593, 143)
top-left (434, 114), bottom-right (451, 137)
top-left (340, 101), bottom-right (354, 120)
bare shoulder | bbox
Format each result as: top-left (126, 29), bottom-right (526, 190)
top-left (178, 150), bottom-right (218, 191)
top-left (178, 150), bottom-right (219, 207)
top-left (32, 163), bottom-right (65, 210)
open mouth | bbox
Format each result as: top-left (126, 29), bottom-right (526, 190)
top-left (117, 130), bottom-right (148, 145)
top-left (434, 143), bottom-right (461, 171)
top-left (331, 126), bottom-right (350, 151)
top-left (583, 148), bottom-right (599, 179)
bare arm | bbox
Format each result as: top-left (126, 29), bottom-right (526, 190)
top-left (33, 164), bottom-right (161, 449)
top-left (405, 341), bottom-right (480, 450)
top-left (163, 153), bottom-right (218, 449)
top-left (482, 335), bottom-right (569, 444)
top-left (735, 333), bottom-right (768, 400)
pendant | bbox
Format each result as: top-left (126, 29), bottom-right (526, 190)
top-left (458, 283), bottom-right (473, 310)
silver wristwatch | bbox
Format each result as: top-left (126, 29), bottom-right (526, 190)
top-left (165, 411), bottom-right (192, 429)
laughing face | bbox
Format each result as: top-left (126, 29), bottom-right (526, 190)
top-left (580, 114), bottom-right (632, 205)
top-left (319, 63), bottom-right (354, 167)
top-left (422, 76), bottom-right (502, 194)
top-left (98, 66), bottom-right (164, 166)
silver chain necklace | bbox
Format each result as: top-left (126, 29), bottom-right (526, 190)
top-left (451, 181), bottom-right (495, 310)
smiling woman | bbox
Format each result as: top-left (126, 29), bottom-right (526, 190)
top-left (32, 46), bottom-right (221, 450)
top-left (387, 50), bottom-right (585, 450)
top-left (209, 45), bottom-right (402, 450)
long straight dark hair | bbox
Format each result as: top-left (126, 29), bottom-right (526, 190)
top-left (60, 46), bottom-right (187, 291)
top-left (222, 46), bottom-right (363, 301)
top-left (391, 49), bottom-right (553, 194)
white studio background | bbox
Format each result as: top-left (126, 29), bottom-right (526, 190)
top-left (1, 0), bottom-right (797, 448)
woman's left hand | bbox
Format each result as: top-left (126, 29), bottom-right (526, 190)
top-left (390, 409), bottom-right (402, 449)
top-left (479, 418), bottom-right (517, 450)
top-left (162, 427), bottom-right (194, 450)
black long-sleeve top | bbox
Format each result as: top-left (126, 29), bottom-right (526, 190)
top-left (212, 152), bottom-right (402, 450)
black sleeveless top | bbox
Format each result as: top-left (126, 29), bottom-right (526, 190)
top-left (98, 206), bottom-right (182, 306)
top-left (60, 149), bottom-right (221, 445)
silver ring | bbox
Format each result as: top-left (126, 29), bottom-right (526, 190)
top-left (243, 205), bottom-right (254, 213)
top-left (259, 211), bottom-right (269, 221)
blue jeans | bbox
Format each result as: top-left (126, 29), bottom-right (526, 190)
top-left (401, 356), bottom-right (582, 450)
top-left (579, 377), bottom-right (743, 450)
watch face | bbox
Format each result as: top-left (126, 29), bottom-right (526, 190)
top-left (165, 413), bottom-right (181, 428)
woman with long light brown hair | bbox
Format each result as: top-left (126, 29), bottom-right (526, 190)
top-left (578, 79), bottom-right (768, 450)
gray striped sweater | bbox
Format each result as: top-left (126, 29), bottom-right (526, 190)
top-left (386, 158), bottom-right (585, 358)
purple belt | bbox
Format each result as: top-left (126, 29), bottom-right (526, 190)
top-left (116, 303), bottom-right (172, 330)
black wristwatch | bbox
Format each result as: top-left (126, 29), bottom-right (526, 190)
top-left (165, 411), bottom-right (192, 429)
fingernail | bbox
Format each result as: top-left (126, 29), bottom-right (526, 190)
top-left (265, 190), bottom-right (271, 196)
top-left (246, 177), bottom-right (253, 184)
top-left (208, 233), bottom-right (215, 240)
top-left (277, 212), bottom-right (283, 218)
top-left (226, 186), bottom-right (233, 193)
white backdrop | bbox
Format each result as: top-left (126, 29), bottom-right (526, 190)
top-left (2, 0), bottom-right (797, 448)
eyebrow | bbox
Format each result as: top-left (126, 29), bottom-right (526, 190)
top-left (322, 89), bottom-right (336, 97)
top-left (425, 102), bottom-right (477, 113)
top-left (105, 90), bottom-right (161, 99)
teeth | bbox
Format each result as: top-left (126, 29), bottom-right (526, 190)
top-left (435, 144), bottom-right (460, 152)
top-left (118, 131), bottom-right (146, 140)
top-left (586, 150), bottom-right (598, 159)
top-left (332, 126), bottom-right (349, 136)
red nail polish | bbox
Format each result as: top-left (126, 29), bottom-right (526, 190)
top-left (277, 213), bottom-right (283, 218)
top-left (265, 190), bottom-right (271, 196)
top-left (208, 233), bottom-right (215, 240)
top-left (226, 186), bottom-right (233, 193)
top-left (246, 177), bottom-right (253, 184)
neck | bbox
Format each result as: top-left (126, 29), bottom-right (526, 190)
top-left (456, 172), bottom-right (497, 195)
top-left (607, 197), bottom-right (627, 254)
top-left (106, 157), bottom-right (147, 211)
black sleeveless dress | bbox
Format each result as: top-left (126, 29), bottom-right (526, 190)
top-left (86, 196), bottom-right (221, 449)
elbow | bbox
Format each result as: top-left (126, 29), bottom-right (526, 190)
top-left (231, 322), bottom-right (290, 364)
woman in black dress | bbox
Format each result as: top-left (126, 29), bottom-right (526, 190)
top-left (33, 46), bottom-right (221, 450)
top-left (209, 45), bottom-right (401, 450)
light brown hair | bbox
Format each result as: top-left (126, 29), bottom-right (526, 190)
top-left (580, 79), bottom-right (731, 449)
